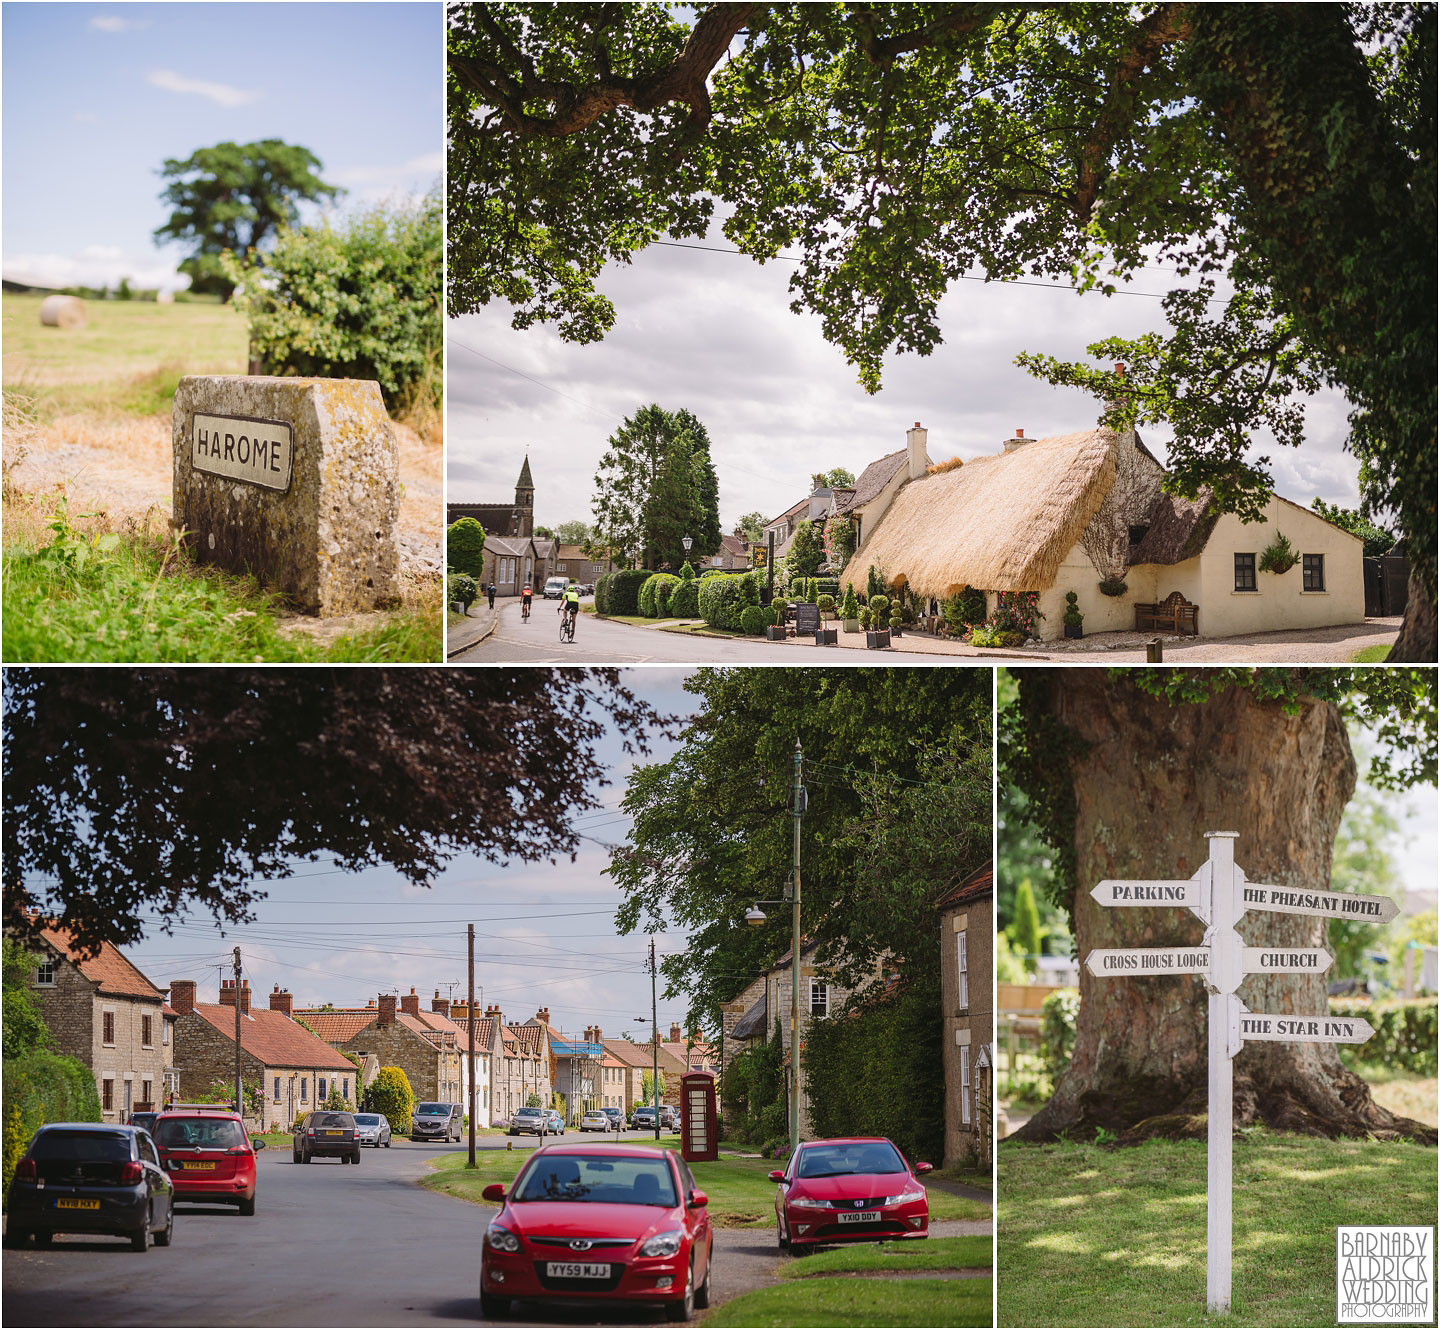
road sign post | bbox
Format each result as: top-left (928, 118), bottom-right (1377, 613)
top-left (1085, 832), bottom-right (1381, 1314)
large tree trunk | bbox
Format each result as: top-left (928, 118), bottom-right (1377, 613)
top-left (1388, 567), bottom-right (1437, 663)
top-left (1014, 673), bottom-right (1435, 1145)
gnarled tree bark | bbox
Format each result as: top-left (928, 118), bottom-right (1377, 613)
top-left (1013, 673), bottom-right (1435, 1145)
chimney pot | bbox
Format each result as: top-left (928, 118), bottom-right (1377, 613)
top-left (432, 991), bottom-right (451, 1017)
top-left (1016, 428), bottom-right (1024, 437)
top-left (400, 989), bottom-right (420, 1018)
top-left (269, 987), bottom-right (293, 1017)
top-left (378, 993), bottom-right (398, 1026)
top-left (670, 1023), bottom-right (682, 1044)
top-left (1114, 362), bottom-right (1126, 378)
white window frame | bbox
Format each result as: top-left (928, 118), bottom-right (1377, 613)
top-left (957, 930), bottom-right (969, 1011)
top-left (809, 980), bottom-right (829, 1019)
top-left (35, 959), bottom-right (55, 986)
top-left (960, 1054), bottom-right (972, 1126)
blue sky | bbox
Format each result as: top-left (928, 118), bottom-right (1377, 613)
top-left (2, 2), bottom-right (441, 291)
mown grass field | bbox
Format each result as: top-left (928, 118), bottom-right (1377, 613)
top-left (3, 293), bottom-right (440, 661)
top-left (423, 1141), bottom-right (990, 1229)
top-left (779, 1235), bottom-right (992, 1278)
top-left (702, 1277), bottom-right (992, 1327)
top-left (997, 1129), bottom-right (1438, 1327)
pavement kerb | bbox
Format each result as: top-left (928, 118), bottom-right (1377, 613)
top-left (446, 602), bottom-right (499, 657)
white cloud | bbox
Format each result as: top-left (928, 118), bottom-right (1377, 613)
top-left (2, 247), bottom-right (190, 294)
top-left (147, 69), bottom-right (258, 108)
top-left (90, 14), bottom-right (149, 32)
top-left (330, 152), bottom-right (444, 205)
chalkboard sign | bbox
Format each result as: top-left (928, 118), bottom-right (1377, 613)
top-left (794, 603), bottom-right (820, 633)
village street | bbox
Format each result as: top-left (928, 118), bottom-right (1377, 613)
top-left (451, 599), bottom-right (1400, 666)
top-left (2, 1139), bottom-right (992, 1327)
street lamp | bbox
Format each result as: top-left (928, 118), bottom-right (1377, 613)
top-left (741, 739), bottom-right (805, 1155)
top-left (682, 535), bottom-right (693, 567)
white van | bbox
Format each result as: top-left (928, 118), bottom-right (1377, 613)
top-left (543, 576), bottom-right (570, 600)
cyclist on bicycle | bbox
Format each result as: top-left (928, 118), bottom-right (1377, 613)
top-left (560, 583), bottom-right (581, 636)
top-left (520, 582), bottom-right (533, 620)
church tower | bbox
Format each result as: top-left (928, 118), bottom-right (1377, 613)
top-left (514, 455), bottom-right (534, 537)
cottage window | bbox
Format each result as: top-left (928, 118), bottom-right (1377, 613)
top-left (318, 1078), bottom-right (327, 1102)
top-left (141, 1079), bottom-right (152, 1107)
top-left (957, 931), bottom-right (970, 1012)
top-left (1303, 554), bottom-right (1325, 591)
top-left (163, 1021), bottom-right (170, 1046)
top-left (1234, 553), bottom-right (1257, 591)
top-left (809, 981), bottom-right (830, 1019)
top-left (141, 1015), bottom-right (153, 1048)
top-left (274, 1077), bottom-right (282, 1102)
top-left (300, 1078), bottom-right (308, 1102)
top-left (102, 1079), bottom-right (114, 1112)
top-left (102, 1011), bottom-right (116, 1045)
top-left (343, 1078), bottom-right (349, 1100)
top-left (35, 959), bottom-right (55, 986)
top-left (960, 1055), bottom-right (972, 1126)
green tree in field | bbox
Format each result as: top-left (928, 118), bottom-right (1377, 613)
top-left (449, 5), bottom-right (1436, 660)
top-left (447, 518), bottom-right (487, 578)
top-left (1327, 745), bottom-right (1407, 981)
top-left (787, 519), bottom-right (826, 578)
top-left (552, 519), bottom-right (591, 546)
top-left (1009, 879), bottom-right (1044, 973)
top-left (820, 468), bottom-right (856, 491)
top-left (155, 139), bottom-right (341, 299)
top-left (362, 1066), bottom-right (414, 1134)
top-left (591, 405), bottom-right (721, 569)
top-left (225, 194), bottom-right (442, 420)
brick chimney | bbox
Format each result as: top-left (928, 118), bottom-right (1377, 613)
top-left (378, 993), bottom-right (397, 1026)
top-left (269, 985), bottom-right (293, 1017)
top-left (907, 422), bottom-right (929, 479)
top-left (594, 1027), bottom-right (603, 1044)
top-left (240, 980), bottom-right (251, 1014)
top-left (535, 1007), bottom-right (550, 1026)
top-left (170, 980), bottom-right (196, 1016)
top-left (401, 987), bottom-right (420, 1018)
top-left (1003, 427), bottom-right (1034, 454)
top-left (670, 1023), bottom-right (682, 1043)
top-left (218, 978), bottom-right (235, 1007)
top-left (432, 990), bottom-right (451, 1018)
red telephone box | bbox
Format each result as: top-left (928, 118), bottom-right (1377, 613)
top-left (680, 1071), bottom-right (717, 1162)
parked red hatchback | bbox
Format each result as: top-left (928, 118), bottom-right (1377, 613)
top-left (152, 1107), bottom-right (263, 1215)
top-left (479, 1142), bottom-right (713, 1321)
top-left (772, 1136), bottom-right (931, 1249)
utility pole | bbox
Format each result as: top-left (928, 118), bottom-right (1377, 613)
top-left (232, 947), bottom-right (243, 1119)
top-left (468, 924), bottom-right (477, 1168)
top-left (790, 738), bottom-right (803, 1154)
top-left (650, 939), bottom-right (660, 1142)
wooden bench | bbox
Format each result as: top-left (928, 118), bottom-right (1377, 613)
top-left (1135, 591), bottom-right (1199, 635)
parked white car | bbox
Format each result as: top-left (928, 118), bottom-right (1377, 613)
top-left (580, 1110), bottom-right (611, 1132)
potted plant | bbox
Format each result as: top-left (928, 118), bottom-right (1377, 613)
top-left (866, 596), bottom-right (891, 649)
top-left (816, 593), bottom-right (837, 620)
top-left (889, 601), bottom-right (905, 638)
top-left (1063, 590), bottom-right (1084, 639)
top-left (841, 584), bottom-right (861, 632)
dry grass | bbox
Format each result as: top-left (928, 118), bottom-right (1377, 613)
top-left (927, 456), bottom-right (965, 474)
top-left (838, 429), bottom-right (1117, 597)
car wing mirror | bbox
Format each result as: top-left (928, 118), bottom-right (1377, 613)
top-left (687, 1189), bottom-right (708, 1209)
top-left (914, 1162), bottom-right (933, 1175)
top-left (481, 1183), bottom-right (508, 1203)
top-left (253, 1139), bottom-right (267, 1151)
top-left (767, 1170), bottom-right (786, 1183)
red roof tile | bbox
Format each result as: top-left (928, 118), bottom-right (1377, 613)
top-left (37, 926), bottom-right (164, 1001)
top-left (190, 1004), bottom-right (357, 1072)
top-left (293, 1010), bottom-right (375, 1044)
top-left (937, 861), bottom-right (993, 909)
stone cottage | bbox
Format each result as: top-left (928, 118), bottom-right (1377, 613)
top-left (939, 863), bottom-right (994, 1168)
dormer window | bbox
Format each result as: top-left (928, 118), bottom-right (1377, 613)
top-left (1128, 525), bottom-right (1150, 545)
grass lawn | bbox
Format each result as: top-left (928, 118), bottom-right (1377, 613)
top-left (1342, 1061), bottom-right (1438, 1128)
top-left (1351, 644), bottom-right (1392, 663)
top-left (423, 1143), bottom-right (988, 1229)
top-left (938, 1166), bottom-right (993, 1191)
top-left (701, 1277), bottom-right (992, 1327)
top-left (780, 1235), bottom-right (992, 1278)
top-left (997, 1129), bottom-right (1437, 1327)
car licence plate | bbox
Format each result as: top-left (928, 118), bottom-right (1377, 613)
top-left (546, 1262), bottom-right (611, 1279)
top-left (838, 1211), bottom-right (881, 1224)
top-left (324, 1130), bottom-right (343, 1136)
top-left (182, 1161), bottom-right (217, 1170)
top-left (56, 1198), bottom-right (101, 1210)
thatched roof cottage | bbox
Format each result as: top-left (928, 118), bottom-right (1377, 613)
top-left (838, 422), bottom-right (1364, 641)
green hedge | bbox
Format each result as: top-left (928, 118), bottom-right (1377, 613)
top-left (804, 972), bottom-right (945, 1164)
top-left (594, 572), bottom-right (613, 615)
top-left (700, 571), bottom-right (759, 630)
top-left (1333, 998), bottom-right (1437, 1074)
top-left (639, 573), bottom-right (680, 618)
top-left (602, 569), bottom-right (653, 616)
top-left (740, 604), bottom-right (768, 635)
top-left (668, 579), bottom-right (699, 618)
top-left (3, 1051), bottom-right (103, 1190)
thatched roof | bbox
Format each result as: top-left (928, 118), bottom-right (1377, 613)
top-left (1130, 489), bottom-right (1220, 566)
top-left (837, 429), bottom-right (1119, 595)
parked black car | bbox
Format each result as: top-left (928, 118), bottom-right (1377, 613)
top-left (4, 1122), bottom-right (174, 1250)
top-left (292, 1111), bottom-right (360, 1164)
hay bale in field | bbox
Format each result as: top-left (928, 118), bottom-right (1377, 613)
top-left (39, 295), bottom-right (87, 329)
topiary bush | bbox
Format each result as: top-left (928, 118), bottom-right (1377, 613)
top-left (668, 578), bottom-right (699, 618)
top-left (448, 573), bottom-right (477, 612)
top-left (605, 569), bottom-right (653, 616)
top-left (447, 518), bottom-right (487, 579)
top-left (638, 573), bottom-right (680, 618)
top-left (869, 594), bottom-right (890, 627)
top-left (594, 572), bottom-right (612, 615)
top-left (740, 604), bottom-right (769, 635)
top-left (361, 1066), bottom-right (415, 1136)
top-left (841, 584), bottom-right (859, 620)
top-left (700, 574), bottom-right (749, 630)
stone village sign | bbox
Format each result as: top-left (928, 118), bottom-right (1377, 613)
top-left (1088, 832), bottom-right (1394, 1313)
top-left (173, 376), bottom-right (400, 616)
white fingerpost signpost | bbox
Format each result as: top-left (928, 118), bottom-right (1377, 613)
top-left (1087, 831), bottom-right (1391, 1313)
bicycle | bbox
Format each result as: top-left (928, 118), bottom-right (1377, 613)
top-left (559, 609), bottom-right (576, 643)
top-left (521, 599), bottom-right (531, 622)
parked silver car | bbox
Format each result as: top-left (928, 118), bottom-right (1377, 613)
top-left (411, 1102), bottom-right (463, 1142)
top-left (353, 1113), bottom-right (392, 1148)
top-left (507, 1106), bottom-right (549, 1137)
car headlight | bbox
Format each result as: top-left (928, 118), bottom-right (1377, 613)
top-left (788, 1194), bottom-right (829, 1209)
top-left (486, 1224), bottom-right (521, 1253)
top-left (884, 1188), bottom-right (927, 1206)
top-left (638, 1230), bottom-right (684, 1258)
